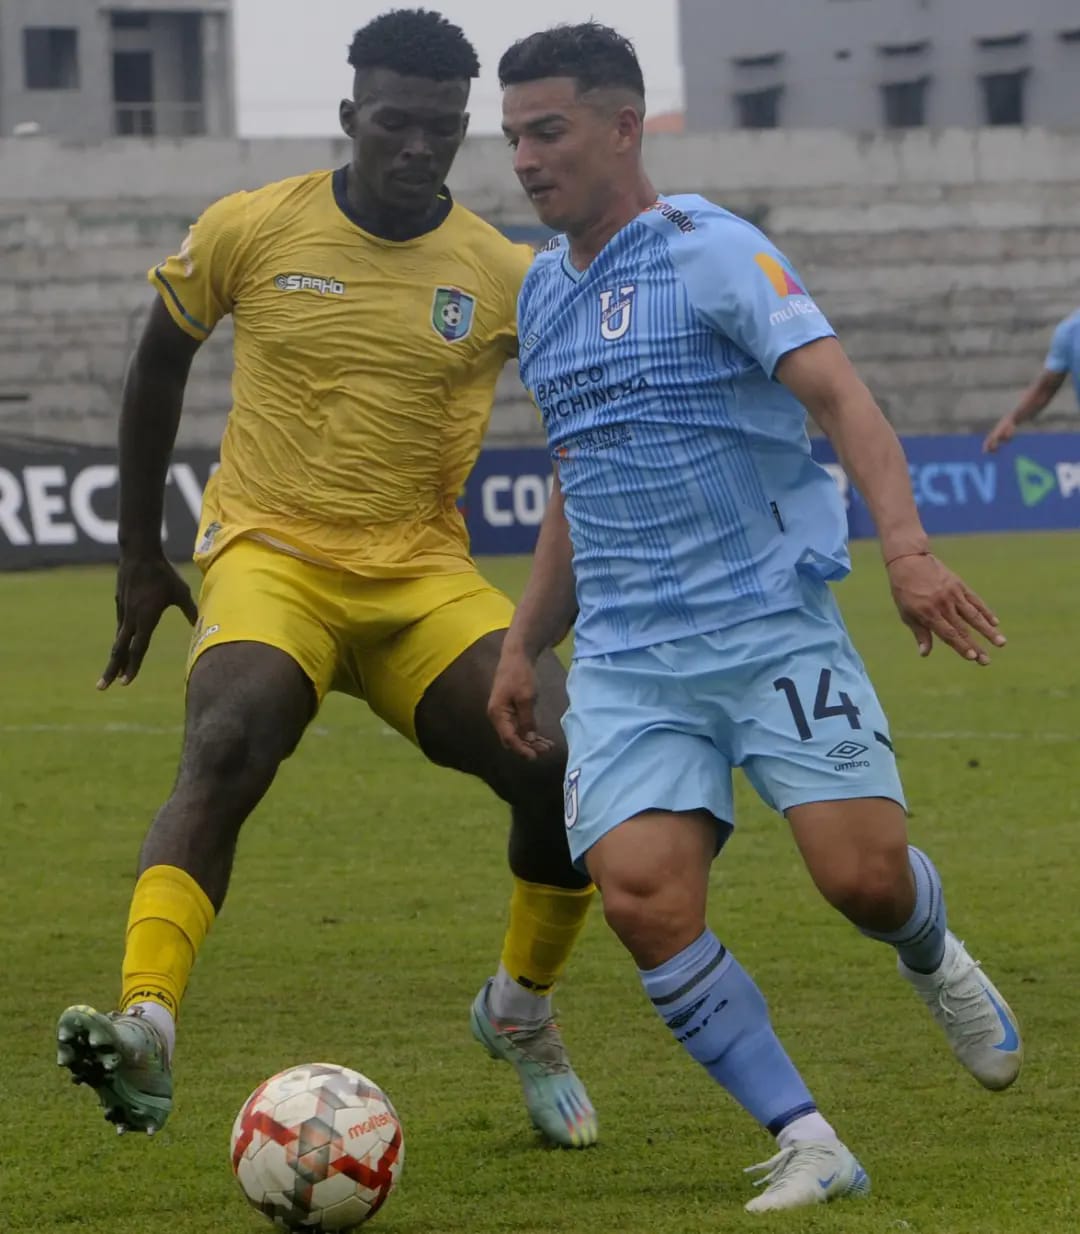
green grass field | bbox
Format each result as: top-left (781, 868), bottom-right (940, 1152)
top-left (2, 534), bottom-right (1078, 1234)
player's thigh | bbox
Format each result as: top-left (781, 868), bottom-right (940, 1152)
top-left (563, 650), bottom-right (734, 876)
top-left (353, 572), bottom-right (519, 749)
top-left (414, 629), bottom-right (568, 779)
top-left (731, 586), bottom-right (906, 819)
top-left (189, 537), bottom-right (342, 706)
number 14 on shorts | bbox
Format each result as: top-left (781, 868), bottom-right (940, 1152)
top-left (773, 668), bottom-right (861, 743)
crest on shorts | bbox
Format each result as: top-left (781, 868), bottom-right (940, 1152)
top-left (564, 768), bottom-right (581, 830)
top-left (431, 286), bottom-right (476, 343)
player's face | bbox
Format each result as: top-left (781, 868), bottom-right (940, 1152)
top-left (341, 68), bottom-right (469, 215)
top-left (502, 78), bottom-right (620, 233)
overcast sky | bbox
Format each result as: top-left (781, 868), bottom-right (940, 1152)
top-left (233, 1), bottom-right (684, 137)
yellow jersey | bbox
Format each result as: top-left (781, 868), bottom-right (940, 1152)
top-left (150, 168), bottom-right (533, 576)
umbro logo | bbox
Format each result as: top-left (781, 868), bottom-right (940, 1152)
top-left (826, 741), bottom-right (868, 761)
top-left (523, 332), bottom-right (540, 350)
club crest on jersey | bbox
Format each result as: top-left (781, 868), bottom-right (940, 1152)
top-left (599, 284), bottom-right (636, 341)
top-left (431, 286), bottom-right (476, 343)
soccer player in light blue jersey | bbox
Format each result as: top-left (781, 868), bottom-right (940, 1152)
top-left (489, 22), bottom-right (1024, 1216)
top-left (984, 306), bottom-right (1080, 451)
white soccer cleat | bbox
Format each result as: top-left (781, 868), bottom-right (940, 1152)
top-left (744, 1140), bottom-right (870, 1213)
top-left (899, 930), bottom-right (1023, 1091)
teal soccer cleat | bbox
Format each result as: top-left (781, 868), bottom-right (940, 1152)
top-left (470, 979), bottom-right (598, 1148)
top-left (57, 1004), bottom-right (173, 1135)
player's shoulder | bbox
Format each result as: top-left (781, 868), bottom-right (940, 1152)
top-left (1058, 307), bottom-right (1080, 335)
top-left (640, 194), bottom-right (773, 259)
top-left (448, 202), bottom-right (534, 284)
top-left (520, 233), bottom-right (567, 285)
top-left (237, 169), bottom-right (333, 216)
top-left (198, 170), bottom-right (333, 230)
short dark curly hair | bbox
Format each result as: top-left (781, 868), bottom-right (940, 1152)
top-left (498, 22), bottom-right (644, 99)
top-left (347, 8), bottom-right (480, 81)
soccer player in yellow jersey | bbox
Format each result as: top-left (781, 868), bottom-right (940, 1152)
top-left (55, 8), bottom-right (598, 1150)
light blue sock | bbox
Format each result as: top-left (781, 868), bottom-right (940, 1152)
top-left (862, 845), bottom-right (947, 974)
top-left (639, 930), bottom-right (818, 1135)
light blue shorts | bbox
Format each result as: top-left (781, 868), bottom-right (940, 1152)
top-left (561, 574), bottom-right (906, 870)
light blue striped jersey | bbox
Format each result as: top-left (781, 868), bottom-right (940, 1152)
top-left (517, 194), bottom-right (849, 658)
top-left (1046, 308), bottom-right (1080, 405)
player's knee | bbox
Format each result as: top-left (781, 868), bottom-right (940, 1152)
top-left (599, 871), bottom-right (698, 962)
top-left (818, 846), bottom-right (914, 931)
top-left (491, 737), bottom-right (567, 810)
top-left (178, 709), bottom-right (282, 799)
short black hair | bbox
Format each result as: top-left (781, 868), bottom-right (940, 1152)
top-left (498, 22), bottom-right (644, 99)
top-left (347, 8), bottom-right (480, 81)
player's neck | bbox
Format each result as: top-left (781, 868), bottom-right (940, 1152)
top-left (567, 177), bottom-right (658, 271)
top-left (343, 164), bottom-right (447, 242)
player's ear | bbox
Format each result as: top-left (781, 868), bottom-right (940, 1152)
top-left (614, 103), bottom-right (642, 152)
top-left (339, 99), bottom-right (356, 139)
top-left (461, 111), bottom-right (471, 141)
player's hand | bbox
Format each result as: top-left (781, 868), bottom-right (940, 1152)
top-left (887, 553), bottom-right (1006, 666)
top-left (982, 414), bottom-right (1017, 453)
top-left (487, 643), bottom-right (554, 761)
top-left (99, 553), bottom-right (198, 689)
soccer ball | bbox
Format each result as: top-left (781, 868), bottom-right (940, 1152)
top-left (230, 1063), bottom-right (404, 1230)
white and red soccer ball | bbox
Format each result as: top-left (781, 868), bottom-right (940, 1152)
top-left (231, 1063), bottom-right (404, 1231)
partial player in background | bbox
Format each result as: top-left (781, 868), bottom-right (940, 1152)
top-left (55, 8), bottom-right (598, 1150)
top-left (984, 305), bottom-right (1080, 451)
top-left (491, 22), bottom-right (1023, 1214)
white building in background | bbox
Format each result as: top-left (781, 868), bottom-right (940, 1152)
top-left (0, 0), bottom-right (234, 139)
top-left (679, 0), bottom-right (1080, 131)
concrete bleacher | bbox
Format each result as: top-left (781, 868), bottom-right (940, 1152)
top-left (1, 127), bottom-right (1078, 448)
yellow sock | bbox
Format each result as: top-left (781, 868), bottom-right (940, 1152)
top-left (120, 865), bottom-right (215, 1018)
top-left (499, 877), bottom-right (596, 995)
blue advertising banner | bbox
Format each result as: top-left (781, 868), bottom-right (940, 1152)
top-left (463, 434), bottom-right (1080, 556)
top-left (5, 432), bottom-right (1076, 567)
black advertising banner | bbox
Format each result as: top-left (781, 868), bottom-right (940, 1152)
top-left (0, 438), bottom-right (217, 570)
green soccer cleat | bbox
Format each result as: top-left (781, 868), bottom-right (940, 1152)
top-left (470, 979), bottom-right (598, 1149)
top-left (56, 1004), bottom-right (173, 1135)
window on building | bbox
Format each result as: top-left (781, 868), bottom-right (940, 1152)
top-left (881, 78), bottom-right (928, 128)
top-left (23, 27), bottom-right (79, 90)
top-left (111, 12), bottom-right (151, 29)
top-left (734, 87), bottom-right (782, 129)
top-left (113, 50), bottom-right (155, 136)
top-left (733, 52), bottom-right (783, 69)
top-left (980, 70), bottom-right (1027, 125)
top-left (976, 33), bottom-right (1029, 50)
top-left (878, 40), bottom-right (930, 57)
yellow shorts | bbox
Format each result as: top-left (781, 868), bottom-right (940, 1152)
top-left (187, 537), bottom-right (515, 742)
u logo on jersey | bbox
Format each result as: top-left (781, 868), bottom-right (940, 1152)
top-left (431, 286), bottom-right (476, 343)
top-left (598, 284), bottom-right (636, 342)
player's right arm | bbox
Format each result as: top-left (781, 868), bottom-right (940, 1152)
top-left (100, 193), bottom-right (248, 689)
top-left (488, 464), bottom-right (577, 759)
top-left (983, 373), bottom-right (1067, 453)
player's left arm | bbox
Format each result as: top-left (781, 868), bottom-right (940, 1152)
top-left (777, 337), bottom-right (1007, 665)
